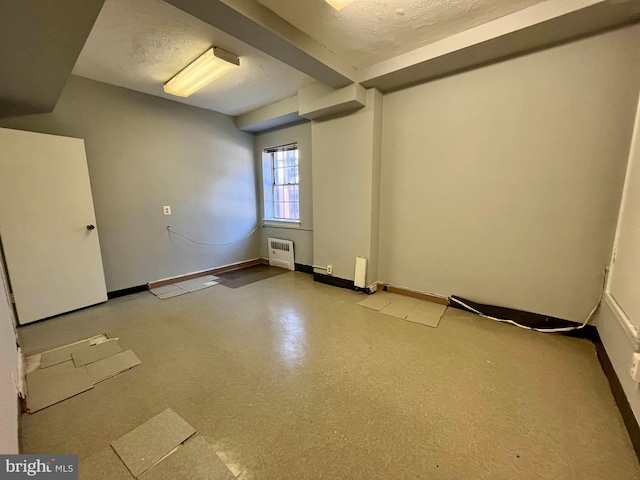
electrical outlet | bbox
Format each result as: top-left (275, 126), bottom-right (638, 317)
top-left (327, 265), bottom-right (333, 275)
top-left (163, 206), bottom-right (171, 215)
top-left (630, 352), bottom-right (640, 382)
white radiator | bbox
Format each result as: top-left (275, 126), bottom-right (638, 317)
top-left (268, 237), bottom-right (295, 270)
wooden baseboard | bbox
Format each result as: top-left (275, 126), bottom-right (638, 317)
top-left (147, 258), bottom-right (268, 289)
top-left (378, 283), bottom-right (448, 305)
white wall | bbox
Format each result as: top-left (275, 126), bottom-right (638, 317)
top-left (0, 260), bottom-right (19, 453)
top-left (312, 89), bottom-right (382, 283)
top-left (609, 97), bottom-right (640, 326)
top-left (0, 75), bottom-right (259, 291)
top-left (597, 92), bottom-right (640, 423)
top-left (378, 24), bottom-right (640, 322)
top-left (256, 122), bottom-right (314, 266)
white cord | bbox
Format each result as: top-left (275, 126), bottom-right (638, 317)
top-left (450, 270), bottom-right (606, 333)
top-left (312, 265), bottom-right (328, 270)
top-left (167, 225), bottom-right (259, 247)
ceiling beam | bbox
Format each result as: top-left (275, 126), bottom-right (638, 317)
top-left (0, 0), bottom-right (105, 119)
top-left (234, 96), bottom-right (302, 132)
top-left (165, 0), bottom-right (358, 88)
top-left (359, 0), bottom-right (640, 92)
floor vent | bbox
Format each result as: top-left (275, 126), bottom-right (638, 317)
top-left (268, 238), bottom-right (295, 270)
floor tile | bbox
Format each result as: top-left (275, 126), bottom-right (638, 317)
top-left (357, 294), bottom-right (392, 311)
top-left (40, 340), bottom-right (92, 369)
top-left (26, 361), bottom-right (93, 412)
top-left (378, 295), bottom-right (420, 319)
top-left (199, 275), bottom-right (219, 282)
top-left (79, 447), bottom-right (135, 479)
top-left (86, 350), bottom-right (141, 384)
top-left (149, 285), bottom-right (180, 296)
top-left (72, 339), bottom-right (123, 367)
top-left (157, 289), bottom-right (188, 300)
top-left (405, 302), bottom-right (448, 328)
top-left (16, 272), bottom-right (640, 480)
top-left (138, 435), bottom-right (235, 480)
top-left (174, 278), bottom-right (214, 293)
top-left (111, 409), bottom-right (196, 478)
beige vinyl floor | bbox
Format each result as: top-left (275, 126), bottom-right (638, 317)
top-left (17, 271), bottom-right (640, 479)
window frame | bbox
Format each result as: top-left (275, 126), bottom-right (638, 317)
top-left (262, 143), bottom-right (300, 224)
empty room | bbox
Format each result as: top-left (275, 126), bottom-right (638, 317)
top-left (1, 0), bottom-right (640, 478)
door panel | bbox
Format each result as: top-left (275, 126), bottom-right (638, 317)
top-left (0, 128), bottom-right (107, 324)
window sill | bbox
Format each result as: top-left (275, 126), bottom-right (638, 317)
top-left (263, 219), bottom-right (301, 228)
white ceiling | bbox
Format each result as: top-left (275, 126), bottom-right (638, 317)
top-left (72, 0), bottom-right (314, 116)
top-left (257, 0), bottom-right (548, 68)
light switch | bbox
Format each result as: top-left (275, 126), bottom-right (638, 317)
top-left (163, 206), bottom-right (171, 215)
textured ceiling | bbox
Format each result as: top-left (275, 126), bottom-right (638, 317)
top-left (73, 0), bottom-right (314, 116)
top-left (257, 0), bottom-right (549, 68)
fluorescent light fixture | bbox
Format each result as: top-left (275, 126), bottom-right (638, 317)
top-left (325, 0), bottom-right (356, 10)
top-left (163, 47), bottom-right (239, 97)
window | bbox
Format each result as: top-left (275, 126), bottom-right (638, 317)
top-left (263, 143), bottom-right (299, 221)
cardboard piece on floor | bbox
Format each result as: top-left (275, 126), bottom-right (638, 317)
top-left (358, 294), bottom-right (392, 311)
top-left (72, 339), bottom-right (124, 367)
top-left (26, 361), bottom-right (93, 412)
top-left (40, 340), bottom-right (92, 369)
top-left (173, 278), bottom-right (213, 293)
top-left (111, 409), bottom-right (196, 478)
top-left (30, 334), bottom-right (109, 371)
top-left (79, 447), bottom-right (135, 480)
top-left (86, 350), bottom-right (141, 384)
top-left (405, 303), bottom-right (448, 328)
top-left (149, 285), bottom-right (180, 296)
top-left (157, 289), bottom-right (187, 300)
top-left (138, 435), bottom-right (235, 480)
top-left (378, 296), bottom-right (420, 320)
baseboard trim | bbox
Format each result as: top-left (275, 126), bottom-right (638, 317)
top-left (313, 273), bottom-right (355, 290)
top-left (147, 258), bottom-right (267, 289)
top-left (604, 292), bottom-right (640, 349)
top-left (378, 283), bottom-right (448, 305)
top-left (108, 285), bottom-right (147, 299)
top-left (592, 330), bottom-right (640, 460)
top-left (449, 295), bottom-right (589, 332)
top-left (295, 263), bottom-right (314, 274)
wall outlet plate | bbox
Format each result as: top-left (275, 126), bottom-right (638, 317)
top-left (163, 206), bottom-right (171, 215)
top-left (327, 265), bottom-right (333, 275)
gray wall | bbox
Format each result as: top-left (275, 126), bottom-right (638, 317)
top-left (0, 260), bottom-right (19, 453)
top-left (378, 24), bottom-right (640, 322)
top-left (0, 75), bottom-right (259, 291)
top-left (311, 89), bottom-right (383, 283)
top-left (255, 122), bottom-right (314, 266)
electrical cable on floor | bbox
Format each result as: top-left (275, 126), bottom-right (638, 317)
top-left (166, 225), bottom-right (259, 247)
top-left (450, 271), bottom-right (607, 333)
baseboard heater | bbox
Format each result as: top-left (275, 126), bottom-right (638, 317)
top-left (268, 237), bottom-right (295, 271)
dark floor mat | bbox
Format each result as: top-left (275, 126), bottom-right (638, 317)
top-left (217, 264), bottom-right (289, 288)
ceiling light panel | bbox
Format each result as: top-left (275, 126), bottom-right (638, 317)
top-left (164, 47), bottom-right (239, 97)
top-left (325, 0), bottom-right (356, 10)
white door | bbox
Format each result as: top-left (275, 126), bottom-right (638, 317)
top-left (0, 128), bottom-right (107, 324)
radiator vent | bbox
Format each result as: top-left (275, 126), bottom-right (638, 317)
top-left (270, 240), bottom-right (291, 252)
top-left (268, 237), bottom-right (295, 271)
